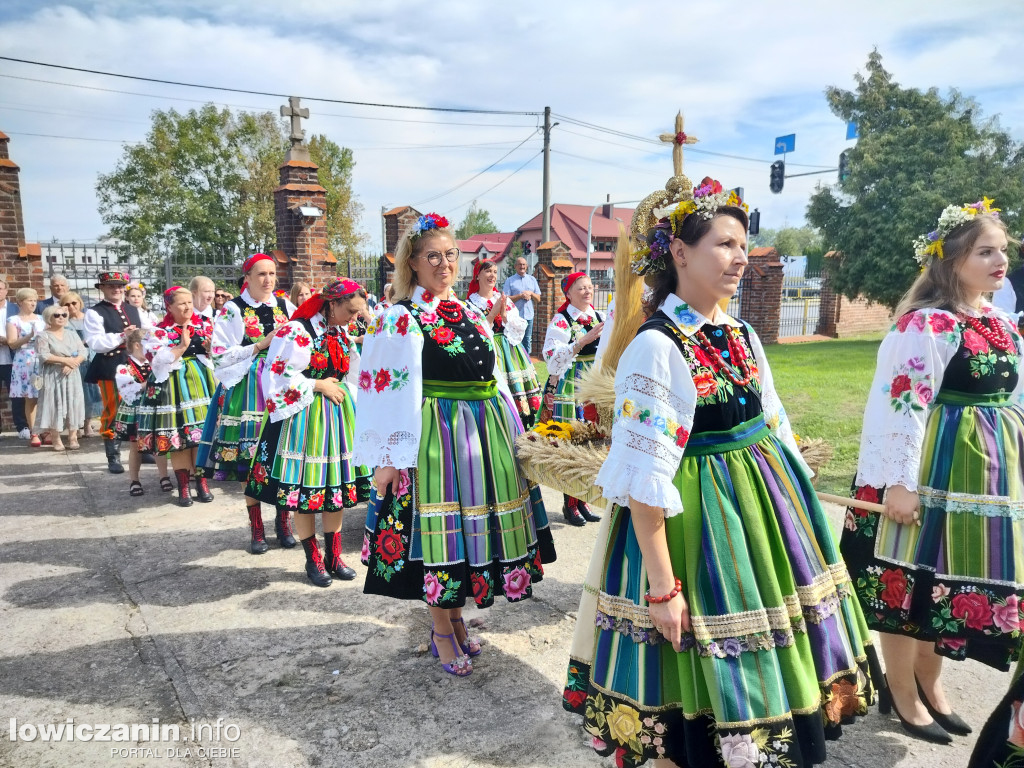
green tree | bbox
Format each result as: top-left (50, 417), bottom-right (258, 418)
top-left (96, 104), bottom-right (362, 269)
top-left (807, 51), bottom-right (1024, 308)
top-left (455, 202), bottom-right (498, 240)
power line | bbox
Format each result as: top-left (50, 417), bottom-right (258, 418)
top-left (449, 151), bottom-right (542, 213)
top-left (412, 129), bottom-right (540, 207)
top-left (6, 131), bottom-right (133, 144)
top-left (0, 56), bottom-right (541, 116)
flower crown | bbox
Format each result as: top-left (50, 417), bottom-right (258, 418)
top-left (630, 177), bottom-right (747, 276)
top-left (913, 197), bottom-right (1000, 266)
top-left (411, 212), bottom-right (450, 239)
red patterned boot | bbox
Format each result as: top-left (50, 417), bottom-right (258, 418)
top-left (301, 535), bottom-right (332, 587)
top-left (323, 531), bottom-right (356, 581)
top-left (247, 503), bottom-right (269, 554)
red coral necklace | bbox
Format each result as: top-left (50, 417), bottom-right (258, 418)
top-left (693, 329), bottom-right (754, 386)
top-left (436, 299), bottom-right (463, 323)
top-left (960, 314), bottom-right (1014, 352)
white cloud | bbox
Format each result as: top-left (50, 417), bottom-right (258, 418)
top-left (0, 0), bottom-right (1022, 248)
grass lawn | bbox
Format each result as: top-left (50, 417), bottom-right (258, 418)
top-left (764, 335), bottom-right (884, 494)
top-left (530, 335), bottom-right (882, 495)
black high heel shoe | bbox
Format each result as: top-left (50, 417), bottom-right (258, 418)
top-left (878, 676), bottom-right (952, 744)
top-left (915, 677), bottom-right (972, 735)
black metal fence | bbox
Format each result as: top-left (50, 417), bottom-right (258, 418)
top-left (778, 271), bottom-right (823, 337)
top-left (43, 240), bottom-right (161, 308)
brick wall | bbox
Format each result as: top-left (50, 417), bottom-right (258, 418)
top-left (816, 271), bottom-right (892, 337)
top-left (739, 247), bottom-right (784, 345)
top-left (273, 155), bottom-right (336, 293)
top-left (383, 207), bottom-right (422, 254)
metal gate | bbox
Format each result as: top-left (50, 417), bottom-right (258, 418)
top-left (778, 272), bottom-right (823, 337)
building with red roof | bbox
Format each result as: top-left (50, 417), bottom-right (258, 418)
top-left (514, 201), bottom-right (634, 274)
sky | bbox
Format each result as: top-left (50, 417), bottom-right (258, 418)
top-left (1, 0), bottom-right (1023, 253)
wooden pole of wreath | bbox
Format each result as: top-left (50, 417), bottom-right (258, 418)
top-left (816, 492), bottom-right (885, 514)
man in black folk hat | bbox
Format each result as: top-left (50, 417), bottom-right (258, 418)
top-left (84, 271), bottom-right (141, 473)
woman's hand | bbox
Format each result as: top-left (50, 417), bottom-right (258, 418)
top-left (883, 485), bottom-right (921, 526)
top-left (61, 364), bottom-right (73, 377)
top-left (647, 591), bottom-right (691, 653)
top-left (578, 321), bottom-right (604, 347)
top-left (314, 377), bottom-right (345, 404)
top-left (374, 466), bottom-right (401, 499)
top-left (487, 295), bottom-right (505, 322)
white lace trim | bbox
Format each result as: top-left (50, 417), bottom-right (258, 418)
top-left (356, 429), bottom-right (419, 469)
top-left (621, 372), bottom-right (692, 414)
top-left (213, 347), bottom-right (257, 390)
top-left (856, 432), bottom-right (922, 491)
top-left (596, 461), bottom-right (683, 518)
top-left (267, 385), bottom-right (314, 424)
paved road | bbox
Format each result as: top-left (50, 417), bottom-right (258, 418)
top-left (0, 438), bottom-right (1008, 767)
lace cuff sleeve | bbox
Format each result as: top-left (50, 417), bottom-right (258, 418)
top-left (502, 300), bottom-right (527, 346)
top-left (542, 315), bottom-right (575, 378)
top-left (855, 432), bottom-right (924, 491)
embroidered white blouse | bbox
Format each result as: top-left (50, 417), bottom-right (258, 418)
top-left (144, 316), bottom-right (214, 384)
top-left (855, 304), bottom-right (1024, 492)
top-left (467, 292), bottom-right (528, 346)
top-left (354, 285), bottom-right (512, 470)
top-left (114, 355), bottom-right (150, 405)
top-left (259, 312), bottom-right (361, 423)
top-left (209, 289), bottom-right (295, 390)
top-left (542, 303), bottom-right (604, 379)
top-left (595, 294), bottom-right (804, 518)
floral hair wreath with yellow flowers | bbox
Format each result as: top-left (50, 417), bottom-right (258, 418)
top-left (913, 197), bottom-right (1000, 267)
top-left (630, 176), bottom-right (747, 277)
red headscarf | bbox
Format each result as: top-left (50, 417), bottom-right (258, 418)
top-left (158, 286), bottom-right (190, 327)
top-left (557, 271), bottom-right (587, 313)
top-left (466, 259), bottom-right (497, 299)
top-left (291, 278), bottom-right (364, 322)
top-left (240, 253), bottom-right (274, 293)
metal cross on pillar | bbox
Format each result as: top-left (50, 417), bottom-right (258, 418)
top-left (280, 96), bottom-right (310, 147)
top-left (658, 111), bottom-right (698, 178)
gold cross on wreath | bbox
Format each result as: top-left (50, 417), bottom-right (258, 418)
top-left (658, 112), bottom-right (698, 177)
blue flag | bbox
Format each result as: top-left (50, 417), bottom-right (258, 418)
top-left (774, 134), bottom-right (795, 155)
top-left (846, 121), bottom-right (859, 140)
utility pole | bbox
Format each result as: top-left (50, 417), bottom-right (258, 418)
top-left (380, 205), bottom-right (387, 254)
top-left (542, 106), bottom-right (552, 244)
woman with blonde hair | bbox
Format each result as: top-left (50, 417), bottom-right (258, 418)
top-left (61, 291), bottom-right (102, 436)
top-left (6, 287), bottom-right (45, 446)
top-left (357, 212), bottom-right (555, 677)
top-left (34, 303), bottom-right (88, 450)
top-left (841, 198), bottom-right (1024, 743)
top-left (289, 281), bottom-right (312, 309)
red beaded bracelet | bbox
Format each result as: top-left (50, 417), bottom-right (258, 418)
top-left (644, 577), bottom-right (683, 604)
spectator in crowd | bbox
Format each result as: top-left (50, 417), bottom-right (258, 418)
top-left (126, 283), bottom-right (156, 328)
top-left (6, 287), bottom-right (46, 446)
top-left (34, 303), bottom-right (87, 451)
top-left (62, 291), bottom-right (102, 437)
top-left (502, 255), bottom-right (541, 354)
top-left (213, 289), bottom-right (233, 311)
top-left (35, 275), bottom-right (70, 313)
top-left (190, 276), bottom-right (217, 319)
top-left (0, 278), bottom-right (29, 438)
top-left (289, 281), bottom-right (312, 309)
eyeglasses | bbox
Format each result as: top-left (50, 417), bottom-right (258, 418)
top-left (215, 293), bottom-right (229, 298)
top-left (62, 301), bottom-right (80, 307)
top-left (52, 312), bottom-right (68, 318)
top-left (420, 248), bottom-right (460, 266)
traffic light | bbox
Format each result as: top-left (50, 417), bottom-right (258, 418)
top-left (523, 241), bottom-right (532, 255)
top-left (769, 161), bottom-right (785, 194)
top-left (838, 150), bottom-right (851, 182)
top-left (748, 208), bottom-right (760, 236)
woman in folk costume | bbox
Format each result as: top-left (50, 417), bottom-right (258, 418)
top-left (356, 213), bottom-right (556, 678)
top-left (246, 279), bottom-right (372, 588)
top-left (135, 287), bottom-right (216, 507)
top-left (840, 199), bottom-right (1024, 744)
top-left (967, 659), bottom-right (1024, 768)
top-left (542, 271), bottom-right (605, 525)
top-left (197, 253), bottom-right (296, 552)
top-left (563, 172), bottom-right (877, 768)
top-left (114, 329), bottom-right (170, 497)
top-left (467, 259), bottom-right (542, 428)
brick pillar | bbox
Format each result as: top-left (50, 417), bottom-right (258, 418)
top-left (531, 240), bottom-right (573, 354)
top-left (273, 146), bottom-right (335, 294)
top-left (816, 267), bottom-right (840, 337)
top-left (382, 206), bottom-right (422, 253)
top-left (739, 246), bottom-right (784, 345)
top-left (0, 131), bottom-right (43, 432)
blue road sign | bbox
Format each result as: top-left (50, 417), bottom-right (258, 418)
top-left (774, 134), bottom-right (795, 155)
top-left (846, 121), bottom-right (859, 140)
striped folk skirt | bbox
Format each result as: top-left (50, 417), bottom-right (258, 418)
top-left (362, 383), bottom-right (557, 608)
top-left (552, 354), bottom-right (595, 424)
top-left (564, 417), bottom-right (878, 768)
top-left (246, 384), bottom-right (371, 512)
top-left (494, 330), bottom-right (541, 427)
top-left (136, 357), bottom-right (215, 455)
top-left (196, 354), bottom-right (267, 481)
top-left (841, 395), bottom-right (1024, 670)
top-left (113, 397), bottom-right (140, 441)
